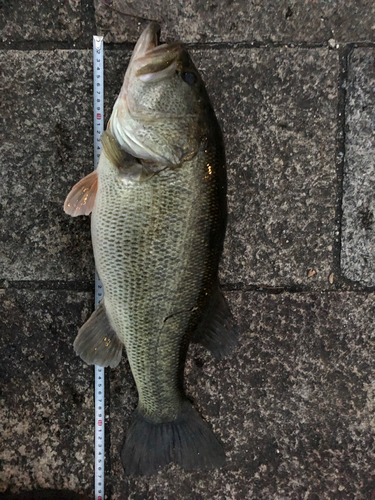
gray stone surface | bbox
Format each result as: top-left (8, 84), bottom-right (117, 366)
top-left (106, 47), bottom-right (339, 288)
top-left (94, 0), bottom-right (375, 44)
top-left (1, 2), bottom-right (375, 498)
top-left (1, 289), bottom-right (374, 497)
top-left (108, 291), bottom-right (375, 499)
top-left (341, 48), bottom-right (375, 287)
top-left (0, 289), bottom-right (94, 495)
top-left (107, 46), bottom-right (337, 289)
top-left (0, 48), bottom-right (338, 288)
top-left (197, 48), bottom-right (338, 287)
top-left (0, 0), bottom-right (82, 42)
top-left (0, 51), bottom-right (94, 281)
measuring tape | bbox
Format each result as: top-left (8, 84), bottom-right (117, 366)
top-left (93, 35), bottom-right (105, 500)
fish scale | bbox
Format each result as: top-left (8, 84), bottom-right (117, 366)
top-left (92, 145), bottom-right (221, 419)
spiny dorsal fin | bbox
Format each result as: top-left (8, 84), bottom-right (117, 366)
top-left (73, 300), bottom-right (124, 368)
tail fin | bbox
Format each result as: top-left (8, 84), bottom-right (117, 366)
top-left (121, 400), bottom-right (225, 476)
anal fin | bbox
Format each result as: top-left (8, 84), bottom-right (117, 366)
top-left (192, 285), bottom-right (238, 360)
top-left (74, 301), bottom-right (123, 368)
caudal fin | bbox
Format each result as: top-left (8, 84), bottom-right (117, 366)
top-left (121, 400), bottom-right (225, 476)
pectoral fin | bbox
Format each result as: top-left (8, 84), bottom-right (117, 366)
top-left (74, 301), bottom-right (123, 368)
top-left (64, 170), bottom-right (98, 216)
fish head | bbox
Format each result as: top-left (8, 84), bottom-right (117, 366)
top-left (109, 23), bottom-right (209, 166)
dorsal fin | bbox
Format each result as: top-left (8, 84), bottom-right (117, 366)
top-left (64, 170), bottom-right (98, 217)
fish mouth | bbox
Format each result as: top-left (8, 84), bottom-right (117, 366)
top-left (131, 23), bottom-right (185, 83)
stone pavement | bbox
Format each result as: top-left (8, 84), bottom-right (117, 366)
top-left (0, 2), bottom-right (374, 499)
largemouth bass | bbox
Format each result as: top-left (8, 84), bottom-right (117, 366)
top-left (64, 23), bottom-right (237, 476)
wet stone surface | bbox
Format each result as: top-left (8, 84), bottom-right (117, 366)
top-left (94, 0), bottom-right (375, 44)
top-left (0, 0), bottom-right (82, 43)
top-left (341, 48), bottom-right (375, 287)
top-left (0, 289), bottom-right (95, 496)
top-left (1, 1), bottom-right (375, 498)
top-left (192, 48), bottom-right (338, 288)
top-left (0, 51), bottom-right (94, 281)
top-left (108, 291), bottom-right (375, 499)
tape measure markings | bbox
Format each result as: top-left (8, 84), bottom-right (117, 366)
top-left (93, 34), bottom-right (105, 500)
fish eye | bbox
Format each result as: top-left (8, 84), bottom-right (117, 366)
top-left (181, 72), bottom-right (196, 85)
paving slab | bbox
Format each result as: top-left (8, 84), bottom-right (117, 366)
top-left (0, 0), bottom-right (82, 43)
top-left (194, 48), bottom-right (338, 288)
top-left (94, 0), bottom-right (375, 44)
top-left (0, 289), bottom-right (94, 496)
top-left (0, 49), bottom-right (134, 283)
top-left (103, 48), bottom-right (339, 289)
top-left (341, 48), bottom-right (375, 287)
top-left (106, 47), bottom-right (339, 289)
top-left (0, 50), bottom-right (94, 281)
top-left (0, 48), bottom-right (338, 289)
top-left (0, 290), bottom-right (373, 497)
top-left (108, 290), bottom-right (375, 499)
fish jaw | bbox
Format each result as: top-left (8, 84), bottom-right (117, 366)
top-left (121, 22), bottom-right (161, 97)
top-left (122, 23), bottom-right (185, 96)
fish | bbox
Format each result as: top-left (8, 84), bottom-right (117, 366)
top-left (64, 23), bottom-right (237, 476)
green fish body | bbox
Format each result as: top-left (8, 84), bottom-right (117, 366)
top-left (64, 23), bottom-right (237, 476)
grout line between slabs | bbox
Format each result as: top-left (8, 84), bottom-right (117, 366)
top-left (1, 280), bottom-right (373, 294)
top-left (0, 280), bottom-right (95, 292)
top-left (0, 40), bottom-right (374, 51)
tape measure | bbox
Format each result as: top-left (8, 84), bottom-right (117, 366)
top-left (93, 35), bottom-right (105, 500)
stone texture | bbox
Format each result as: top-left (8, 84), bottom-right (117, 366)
top-left (1, 491), bottom-right (90, 500)
top-left (193, 48), bottom-right (338, 287)
top-left (94, 0), bottom-right (375, 44)
top-left (108, 291), bottom-right (375, 499)
top-left (0, 49), bottom-right (134, 283)
top-left (0, 51), bottom-right (94, 281)
top-left (0, 48), bottom-right (338, 288)
top-left (0, 0), bottom-right (82, 42)
top-left (0, 289), bottom-right (95, 496)
top-left (0, 1), bottom-right (374, 499)
top-left (341, 48), bottom-right (375, 286)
